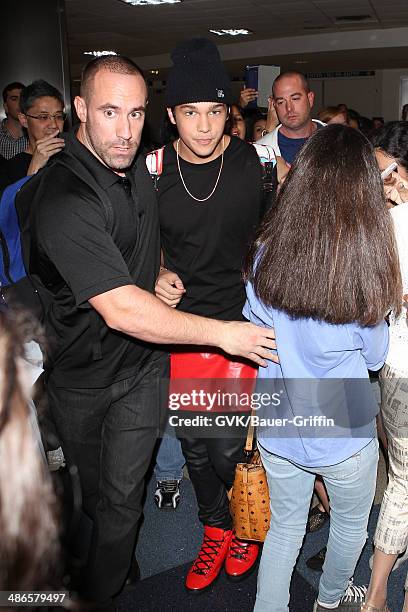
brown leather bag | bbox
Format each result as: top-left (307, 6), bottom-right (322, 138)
top-left (229, 415), bottom-right (271, 542)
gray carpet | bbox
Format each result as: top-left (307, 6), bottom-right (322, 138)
top-left (121, 474), bottom-right (407, 611)
top-left (136, 476), bottom-right (202, 579)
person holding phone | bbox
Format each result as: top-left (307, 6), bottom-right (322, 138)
top-left (0, 80), bottom-right (65, 194)
top-left (239, 89), bottom-right (279, 141)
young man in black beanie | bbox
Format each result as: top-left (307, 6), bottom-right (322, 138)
top-left (151, 38), bottom-right (273, 592)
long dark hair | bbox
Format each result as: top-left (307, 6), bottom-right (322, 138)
top-left (371, 121), bottom-right (408, 173)
top-left (0, 310), bottom-right (59, 590)
top-left (245, 124), bottom-right (401, 326)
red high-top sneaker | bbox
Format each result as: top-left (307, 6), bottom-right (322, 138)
top-left (224, 533), bottom-right (260, 581)
top-left (185, 525), bottom-right (233, 592)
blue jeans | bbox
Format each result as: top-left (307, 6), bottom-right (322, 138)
top-left (154, 419), bottom-right (185, 482)
top-left (255, 438), bottom-right (379, 612)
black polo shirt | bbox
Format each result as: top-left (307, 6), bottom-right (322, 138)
top-left (28, 130), bottom-right (163, 388)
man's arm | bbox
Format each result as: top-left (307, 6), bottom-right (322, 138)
top-left (89, 284), bottom-right (277, 367)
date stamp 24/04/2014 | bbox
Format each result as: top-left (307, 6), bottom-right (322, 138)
top-left (0, 592), bottom-right (70, 607)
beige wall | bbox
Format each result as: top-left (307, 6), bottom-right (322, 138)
top-left (229, 70), bottom-right (408, 122)
top-left (380, 69), bottom-right (408, 121)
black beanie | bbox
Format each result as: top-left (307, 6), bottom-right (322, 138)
top-left (165, 38), bottom-right (233, 107)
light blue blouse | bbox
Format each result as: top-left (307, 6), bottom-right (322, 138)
top-left (244, 281), bottom-right (389, 467)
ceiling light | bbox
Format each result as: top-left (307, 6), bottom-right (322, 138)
top-left (118, 0), bottom-right (181, 5)
top-left (209, 29), bottom-right (253, 36)
top-left (84, 50), bottom-right (117, 57)
top-left (150, 69), bottom-right (159, 75)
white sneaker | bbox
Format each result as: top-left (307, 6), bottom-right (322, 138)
top-left (339, 579), bottom-right (367, 609)
top-left (313, 579), bottom-right (367, 611)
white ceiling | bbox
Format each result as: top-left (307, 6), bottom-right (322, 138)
top-left (65, 0), bottom-right (408, 79)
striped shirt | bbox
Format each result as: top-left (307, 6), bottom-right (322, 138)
top-left (0, 119), bottom-right (28, 159)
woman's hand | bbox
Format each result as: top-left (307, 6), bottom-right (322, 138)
top-left (384, 173), bottom-right (408, 206)
top-left (239, 87), bottom-right (258, 108)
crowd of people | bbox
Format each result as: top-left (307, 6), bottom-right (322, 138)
top-left (1, 36), bottom-right (408, 612)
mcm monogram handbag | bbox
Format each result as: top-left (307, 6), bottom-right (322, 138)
top-left (229, 413), bottom-right (271, 542)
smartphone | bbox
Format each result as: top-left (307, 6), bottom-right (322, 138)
top-left (381, 161), bottom-right (398, 180)
top-left (244, 65), bottom-right (281, 109)
top-left (244, 66), bottom-right (259, 109)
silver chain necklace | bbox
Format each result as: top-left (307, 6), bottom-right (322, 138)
top-left (176, 136), bottom-right (225, 202)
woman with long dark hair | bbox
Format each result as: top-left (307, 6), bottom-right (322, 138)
top-left (244, 124), bottom-right (401, 612)
top-left (0, 310), bottom-right (59, 591)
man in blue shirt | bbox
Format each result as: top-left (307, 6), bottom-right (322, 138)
top-left (259, 71), bottom-right (325, 164)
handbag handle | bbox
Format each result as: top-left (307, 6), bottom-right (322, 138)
top-left (244, 409), bottom-right (255, 454)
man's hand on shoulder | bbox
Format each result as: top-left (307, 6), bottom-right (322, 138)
top-left (155, 267), bottom-right (185, 307)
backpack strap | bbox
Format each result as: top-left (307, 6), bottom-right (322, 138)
top-left (0, 175), bottom-right (33, 286)
top-left (51, 156), bottom-right (114, 361)
top-left (146, 147), bottom-right (165, 191)
top-left (0, 229), bottom-right (13, 286)
top-left (17, 155), bottom-right (116, 359)
top-left (54, 156), bottom-right (114, 233)
top-left (252, 143), bottom-right (277, 199)
top-left (1, 175), bottom-right (53, 321)
top-left (147, 144), bottom-right (274, 189)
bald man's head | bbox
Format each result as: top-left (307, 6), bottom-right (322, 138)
top-left (80, 56), bottom-right (145, 102)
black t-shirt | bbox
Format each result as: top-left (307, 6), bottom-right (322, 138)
top-left (158, 137), bottom-right (263, 321)
top-left (0, 151), bottom-right (31, 194)
top-left (26, 131), bottom-right (163, 387)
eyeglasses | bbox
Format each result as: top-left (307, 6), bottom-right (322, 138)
top-left (25, 112), bottom-right (66, 122)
